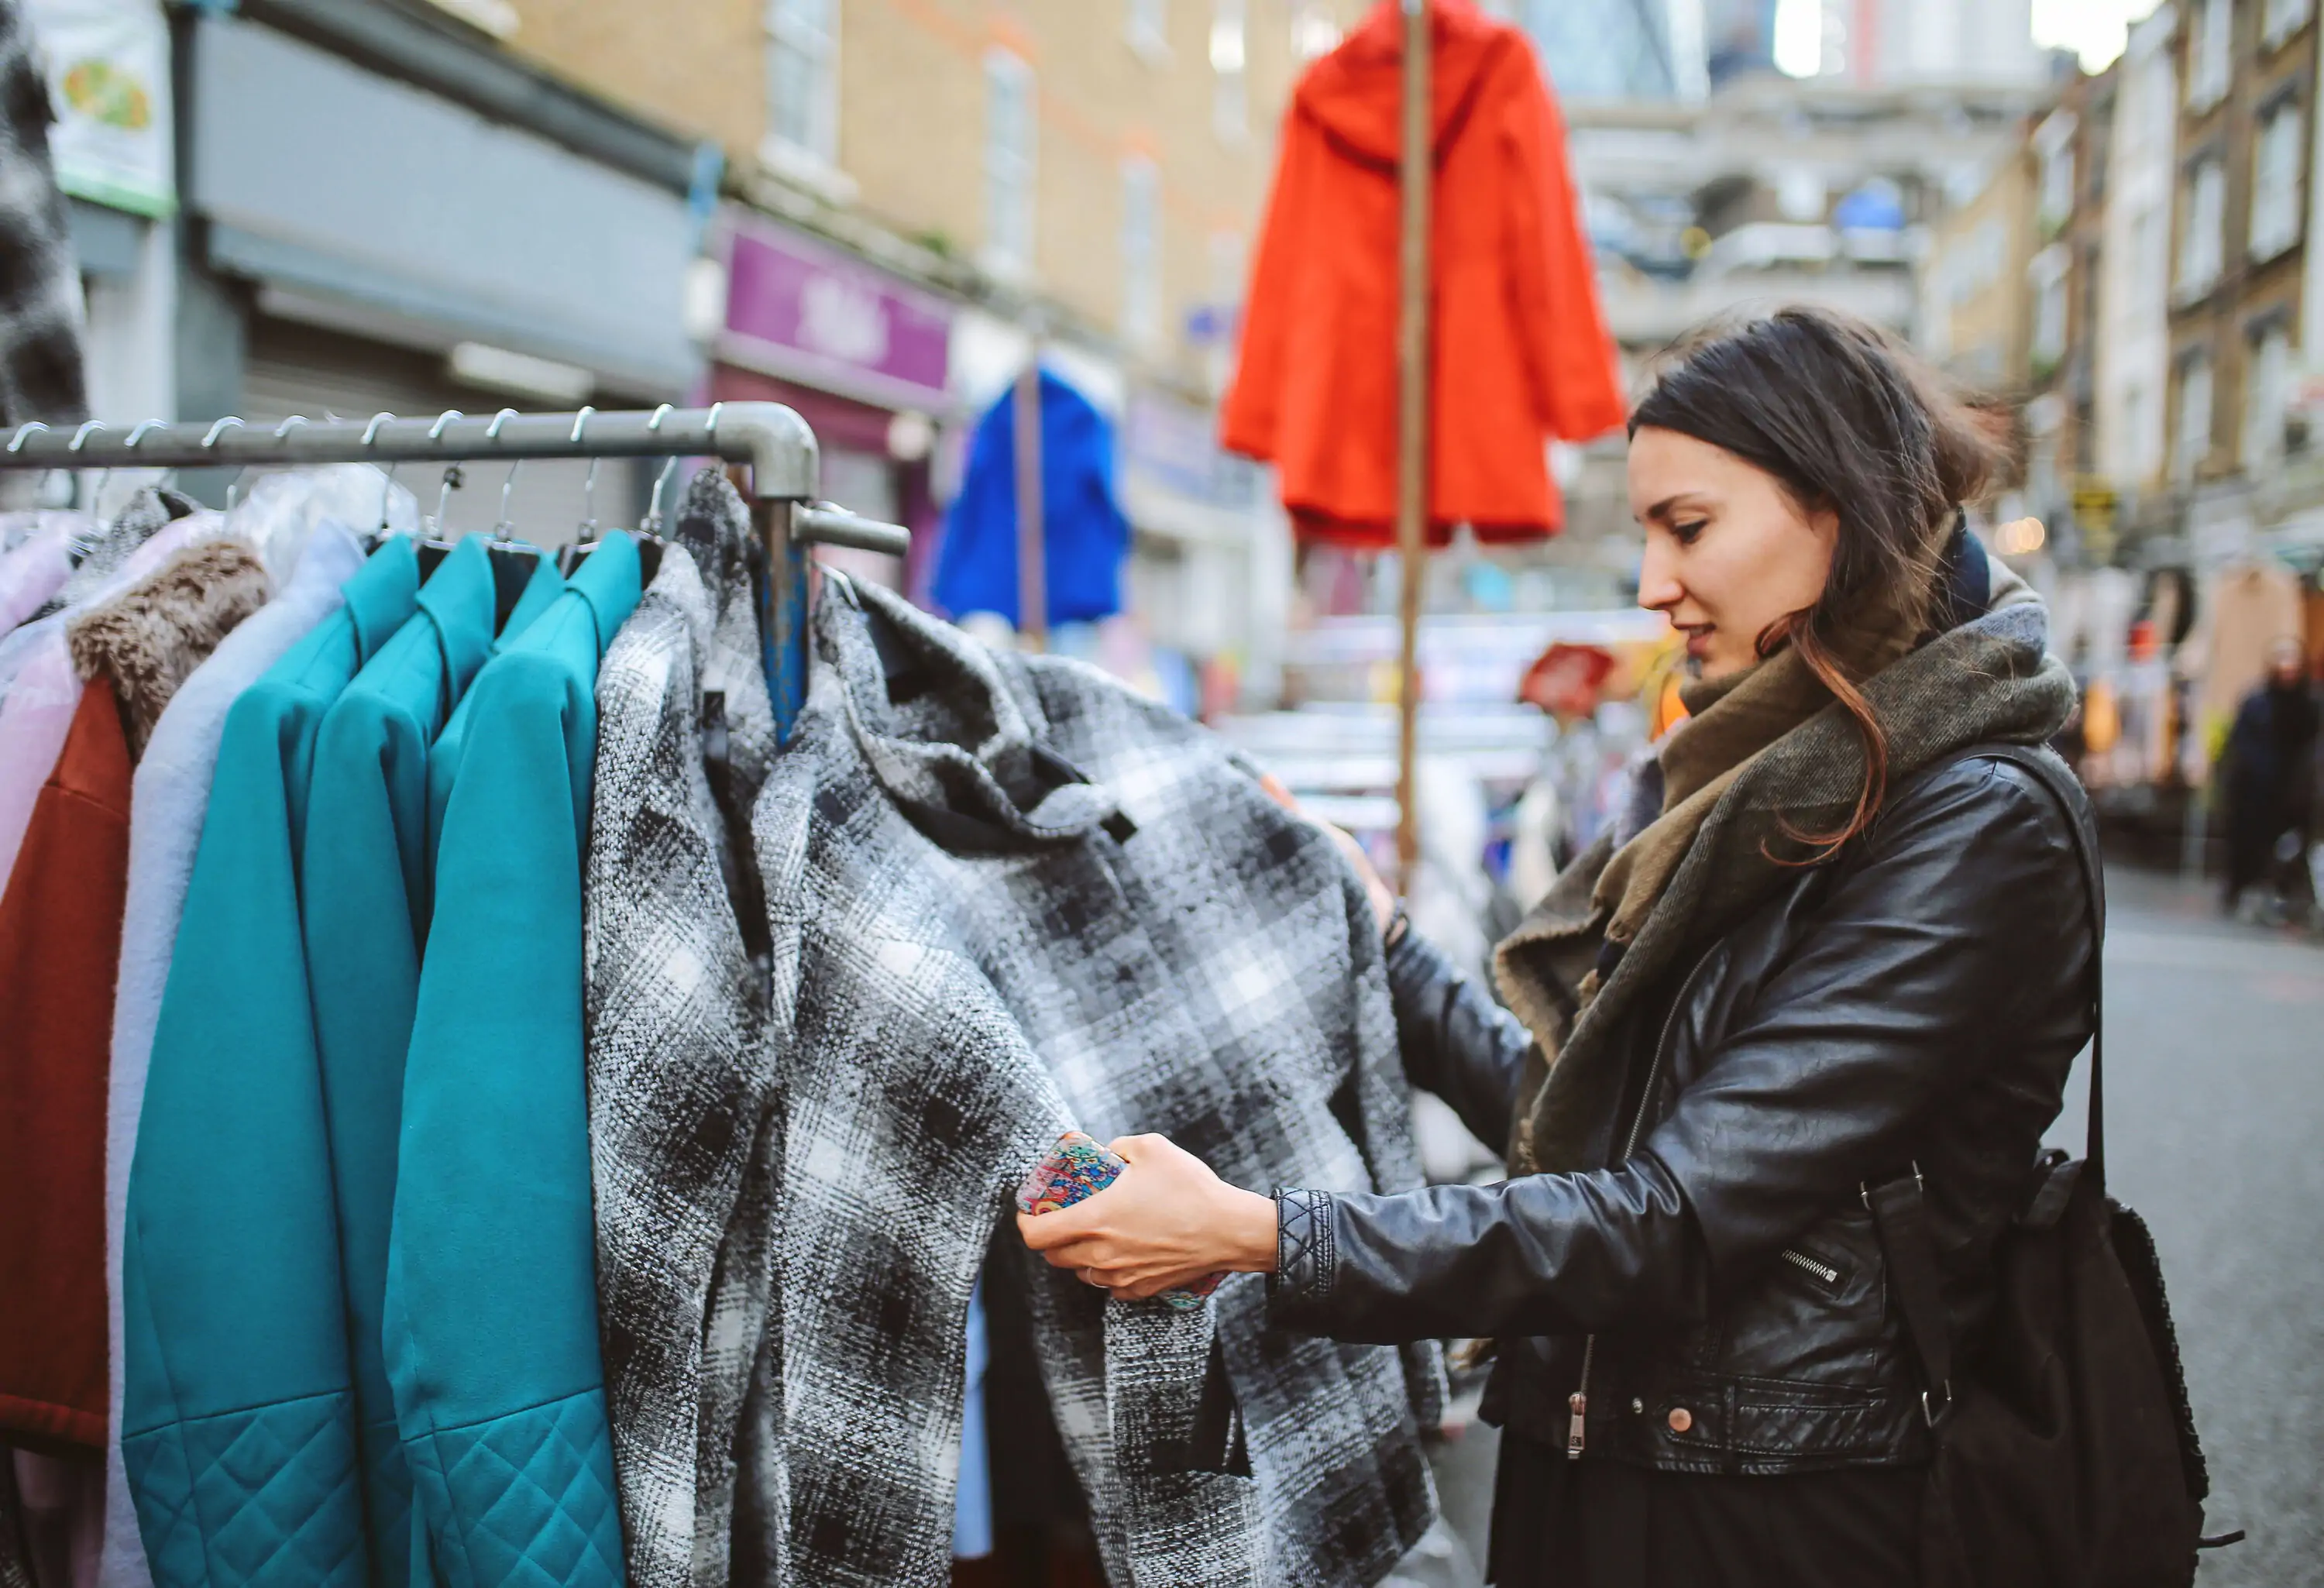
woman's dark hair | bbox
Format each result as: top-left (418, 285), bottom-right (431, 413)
top-left (1628, 304), bottom-right (2002, 858)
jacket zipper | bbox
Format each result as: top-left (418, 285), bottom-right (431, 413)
top-left (1779, 1247), bottom-right (1841, 1286)
top-left (1569, 948), bottom-right (1714, 1460)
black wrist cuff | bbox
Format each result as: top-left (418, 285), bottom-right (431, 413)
top-left (1268, 1187), bottom-right (1336, 1318)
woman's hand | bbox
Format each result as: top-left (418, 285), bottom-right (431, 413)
top-left (1016, 1134), bottom-right (1279, 1302)
top-left (1258, 772), bottom-right (1397, 936)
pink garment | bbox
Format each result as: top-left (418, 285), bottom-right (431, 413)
top-left (0, 522), bottom-right (200, 895)
top-left (12, 1446), bottom-right (103, 1588)
top-left (0, 525), bottom-right (75, 636)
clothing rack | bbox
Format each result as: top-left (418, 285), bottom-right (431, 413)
top-left (0, 400), bottom-right (910, 727)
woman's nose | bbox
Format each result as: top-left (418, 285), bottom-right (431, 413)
top-left (1636, 538), bottom-right (1683, 614)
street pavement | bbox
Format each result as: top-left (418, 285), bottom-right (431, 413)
top-left (1402, 862), bottom-right (2324, 1586)
top-left (2096, 865), bottom-right (2324, 1586)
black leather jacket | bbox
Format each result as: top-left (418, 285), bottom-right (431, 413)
top-left (1269, 752), bottom-right (2098, 1474)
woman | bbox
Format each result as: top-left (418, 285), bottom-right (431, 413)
top-left (1019, 307), bottom-right (2097, 1586)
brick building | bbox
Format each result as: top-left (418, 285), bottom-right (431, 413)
top-left (494, 0), bottom-right (1371, 696)
top-left (2166, 0), bottom-right (2315, 560)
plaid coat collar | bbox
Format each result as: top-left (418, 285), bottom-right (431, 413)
top-left (737, 576), bottom-right (1442, 1587)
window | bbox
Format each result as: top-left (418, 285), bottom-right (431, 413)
top-left (2174, 353), bottom-right (2214, 481)
top-left (2188, 0), bottom-right (2232, 110)
top-left (1128, 0), bottom-right (1167, 57)
top-left (1120, 156), bottom-right (1162, 349)
top-left (2029, 244), bottom-right (2071, 369)
top-left (2250, 103), bottom-right (2305, 260)
top-left (1211, 0), bottom-right (1247, 141)
top-left (1949, 216), bottom-right (2007, 304)
top-left (2123, 381), bottom-right (2150, 474)
top-left (2176, 158), bottom-right (2225, 298)
top-left (1292, 1), bottom-right (1341, 60)
top-left (2264, 0), bottom-right (2314, 49)
top-left (2134, 200), bottom-right (2169, 308)
top-left (765, 0), bottom-right (839, 167)
top-left (2033, 112), bottom-right (2077, 233)
top-left (984, 49), bottom-right (1037, 276)
top-left (2245, 325), bottom-right (2292, 466)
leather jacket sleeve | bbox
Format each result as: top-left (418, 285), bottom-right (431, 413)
top-left (1271, 758), bottom-right (2090, 1346)
top-left (1384, 926), bottom-right (1534, 1154)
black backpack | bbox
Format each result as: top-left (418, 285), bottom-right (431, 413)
top-left (1865, 744), bottom-right (2240, 1588)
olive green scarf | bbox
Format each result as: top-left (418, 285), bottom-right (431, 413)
top-left (1493, 553), bottom-right (2075, 1179)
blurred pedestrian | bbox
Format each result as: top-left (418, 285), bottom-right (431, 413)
top-left (1020, 307), bottom-right (2097, 1586)
top-left (2219, 638), bottom-right (2319, 921)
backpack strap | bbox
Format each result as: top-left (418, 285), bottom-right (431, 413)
top-left (1868, 1168), bottom-right (1957, 1426)
top-left (1968, 744), bottom-right (2107, 1185)
top-left (1866, 742), bottom-right (2106, 1425)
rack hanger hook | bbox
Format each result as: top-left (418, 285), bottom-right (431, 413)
top-left (641, 404), bottom-right (679, 534)
top-left (484, 410), bottom-right (523, 541)
top-left (362, 414), bottom-right (400, 534)
top-left (200, 417), bottom-right (244, 449)
top-left (6, 421), bottom-right (49, 453)
top-left (125, 420), bottom-right (167, 493)
top-left (428, 410), bottom-right (464, 442)
top-left (569, 407), bottom-right (600, 536)
top-left (68, 421), bottom-right (109, 516)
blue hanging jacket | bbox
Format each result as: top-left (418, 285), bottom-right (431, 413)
top-left (932, 370), bottom-right (1129, 628)
top-left (385, 532), bottom-right (640, 1588)
top-left (123, 538), bottom-right (420, 1588)
top-left (300, 539), bottom-right (564, 1586)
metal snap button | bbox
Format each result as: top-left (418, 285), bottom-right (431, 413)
top-left (1667, 1406), bottom-right (1693, 1434)
top-left (1630, 1397), bottom-right (1645, 1415)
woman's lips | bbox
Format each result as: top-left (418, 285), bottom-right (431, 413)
top-left (1683, 626), bottom-right (1714, 660)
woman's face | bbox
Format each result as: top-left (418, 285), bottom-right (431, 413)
top-left (1628, 425), bottom-right (1838, 680)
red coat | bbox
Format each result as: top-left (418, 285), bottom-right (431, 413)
top-left (0, 683), bottom-right (131, 1448)
top-left (1222, 0), bottom-right (1625, 547)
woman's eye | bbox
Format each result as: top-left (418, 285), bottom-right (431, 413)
top-left (1672, 520), bottom-right (1707, 545)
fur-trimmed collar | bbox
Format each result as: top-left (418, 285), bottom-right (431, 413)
top-left (68, 538), bottom-right (271, 759)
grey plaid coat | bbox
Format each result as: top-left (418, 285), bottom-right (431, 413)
top-left (584, 473), bottom-right (781, 1588)
top-left (0, 0), bottom-right (86, 431)
top-left (736, 575), bottom-right (1442, 1588)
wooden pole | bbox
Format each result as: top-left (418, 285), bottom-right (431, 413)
top-left (1394, 0), bottom-right (1431, 883)
top-left (1013, 352), bottom-right (1048, 653)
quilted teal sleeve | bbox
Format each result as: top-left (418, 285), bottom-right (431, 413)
top-left (387, 541), bottom-right (636, 1588)
top-left (123, 656), bottom-right (372, 1586)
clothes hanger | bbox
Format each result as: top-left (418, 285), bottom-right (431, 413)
top-left (477, 410), bottom-right (544, 630)
top-left (64, 421), bottom-right (110, 565)
top-left (555, 406), bottom-right (607, 577)
top-left (557, 402), bottom-right (669, 585)
top-left (414, 411), bottom-right (466, 577)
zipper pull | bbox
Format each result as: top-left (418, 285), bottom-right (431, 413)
top-left (1566, 1391), bottom-right (1587, 1459)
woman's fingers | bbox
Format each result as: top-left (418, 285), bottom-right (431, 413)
top-left (1016, 1201), bottom-right (1101, 1251)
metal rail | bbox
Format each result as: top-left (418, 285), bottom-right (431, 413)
top-left (0, 400), bottom-right (914, 728)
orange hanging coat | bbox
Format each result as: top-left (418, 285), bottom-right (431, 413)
top-left (1222, 0), bottom-right (1625, 547)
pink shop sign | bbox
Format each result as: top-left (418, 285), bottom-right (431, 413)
top-left (720, 215), bottom-right (953, 410)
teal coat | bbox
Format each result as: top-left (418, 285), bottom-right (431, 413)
top-left (124, 539), bottom-right (420, 1588)
top-left (300, 540), bottom-right (563, 1585)
top-left (387, 533), bottom-right (640, 1588)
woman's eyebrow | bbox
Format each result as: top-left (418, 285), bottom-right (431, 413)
top-left (1642, 493), bottom-right (1703, 523)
